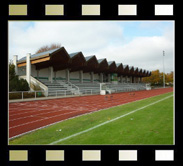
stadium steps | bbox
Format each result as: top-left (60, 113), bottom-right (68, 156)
top-left (71, 82), bottom-right (100, 94)
top-left (38, 79), bottom-right (78, 96)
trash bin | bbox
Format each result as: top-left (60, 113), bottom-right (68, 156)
top-left (37, 92), bottom-right (42, 97)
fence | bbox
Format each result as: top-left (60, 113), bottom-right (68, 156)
top-left (9, 89), bottom-right (100, 101)
top-left (9, 83), bottom-right (148, 100)
top-left (79, 89), bottom-right (100, 95)
top-left (9, 90), bottom-right (45, 100)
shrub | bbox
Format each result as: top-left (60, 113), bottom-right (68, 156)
top-left (9, 62), bottom-right (30, 92)
top-left (9, 93), bottom-right (22, 100)
top-left (18, 79), bottom-right (30, 91)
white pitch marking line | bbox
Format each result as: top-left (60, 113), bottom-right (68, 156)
top-left (9, 92), bottom-right (172, 140)
top-left (49, 94), bottom-right (173, 145)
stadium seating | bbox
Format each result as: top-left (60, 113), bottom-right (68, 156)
top-left (38, 79), bottom-right (78, 96)
top-left (38, 78), bottom-right (146, 97)
top-left (70, 81), bottom-right (100, 94)
top-left (107, 83), bottom-right (146, 92)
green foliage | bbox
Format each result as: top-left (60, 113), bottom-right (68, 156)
top-left (9, 63), bottom-right (16, 81)
top-left (19, 79), bottom-right (30, 91)
top-left (9, 62), bottom-right (30, 92)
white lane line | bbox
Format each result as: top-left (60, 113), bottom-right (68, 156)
top-left (49, 94), bottom-right (173, 145)
top-left (9, 108), bottom-right (87, 122)
top-left (9, 109), bottom-right (88, 129)
top-left (9, 92), bottom-right (173, 139)
top-left (9, 95), bottom-right (154, 121)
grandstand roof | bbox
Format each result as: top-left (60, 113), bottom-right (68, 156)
top-left (68, 52), bottom-right (86, 72)
top-left (134, 67), bottom-right (138, 73)
top-left (123, 65), bottom-right (130, 75)
top-left (83, 55), bottom-right (98, 73)
top-left (116, 63), bottom-right (124, 75)
top-left (107, 61), bottom-right (117, 73)
top-left (129, 66), bottom-right (135, 75)
top-left (16, 46), bottom-right (151, 77)
top-left (96, 58), bottom-right (108, 73)
top-left (69, 52), bottom-right (81, 58)
top-left (97, 58), bottom-right (105, 63)
top-left (85, 55), bottom-right (95, 61)
top-left (18, 48), bottom-right (60, 62)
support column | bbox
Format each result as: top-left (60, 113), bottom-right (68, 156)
top-left (137, 77), bottom-right (139, 83)
top-left (13, 55), bottom-right (18, 75)
top-left (91, 72), bottom-right (94, 83)
top-left (133, 77), bottom-right (135, 83)
top-left (125, 76), bottom-right (128, 83)
top-left (26, 53), bottom-right (31, 85)
top-left (120, 75), bottom-right (123, 83)
top-left (140, 77), bottom-right (142, 83)
top-left (79, 70), bottom-right (83, 83)
top-left (49, 66), bottom-right (53, 83)
top-left (108, 74), bottom-right (110, 83)
top-left (100, 73), bottom-right (103, 83)
top-left (65, 69), bottom-right (70, 82)
top-left (129, 76), bottom-right (132, 83)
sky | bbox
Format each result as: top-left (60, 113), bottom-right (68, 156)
top-left (8, 21), bottom-right (174, 73)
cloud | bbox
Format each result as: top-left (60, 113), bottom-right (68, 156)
top-left (9, 21), bottom-right (123, 58)
top-left (8, 21), bottom-right (174, 73)
top-left (95, 27), bottom-right (174, 73)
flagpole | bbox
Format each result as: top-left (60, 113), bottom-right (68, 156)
top-left (163, 50), bottom-right (165, 88)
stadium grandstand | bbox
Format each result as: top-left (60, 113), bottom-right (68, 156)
top-left (13, 47), bottom-right (151, 97)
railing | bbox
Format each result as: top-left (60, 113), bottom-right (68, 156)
top-left (66, 81), bottom-right (80, 94)
top-left (79, 89), bottom-right (100, 95)
top-left (105, 82), bottom-right (147, 93)
top-left (9, 83), bottom-right (148, 101)
top-left (49, 90), bottom-right (77, 97)
top-left (9, 90), bottom-right (45, 100)
top-left (9, 88), bottom-right (101, 101)
top-left (49, 89), bottom-right (100, 97)
top-left (56, 80), bottom-right (80, 94)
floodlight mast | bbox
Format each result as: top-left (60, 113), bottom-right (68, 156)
top-left (163, 50), bottom-right (165, 88)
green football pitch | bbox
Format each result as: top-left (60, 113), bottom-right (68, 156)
top-left (9, 92), bottom-right (173, 145)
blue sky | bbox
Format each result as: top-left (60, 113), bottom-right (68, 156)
top-left (9, 21), bottom-right (174, 73)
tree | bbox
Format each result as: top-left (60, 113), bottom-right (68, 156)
top-left (143, 70), bottom-right (161, 85)
top-left (35, 43), bottom-right (61, 54)
top-left (9, 62), bottom-right (30, 91)
top-left (166, 71), bottom-right (173, 83)
top-left (142, 70), bottom-right (174, 86)
top-left (9, 63), bottom-right (16, 81)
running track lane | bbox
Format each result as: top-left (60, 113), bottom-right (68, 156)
top-left (9, 87), bottom-right (173, 138)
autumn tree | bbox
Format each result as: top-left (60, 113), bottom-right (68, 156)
top-left (143, 70), bottom-right (161, 85)
top-left (35, 43), bottom-right (61, 54)
top-left (166, 71), bottom-right (173, 83)
top-left (142, 69), bottom-right (174, 86)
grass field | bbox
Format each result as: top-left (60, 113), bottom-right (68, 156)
top-left (9, 92), bottom-right (174, 145)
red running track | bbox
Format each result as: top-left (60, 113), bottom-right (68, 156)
top-left (9, 87), bottom-right (173, 138)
